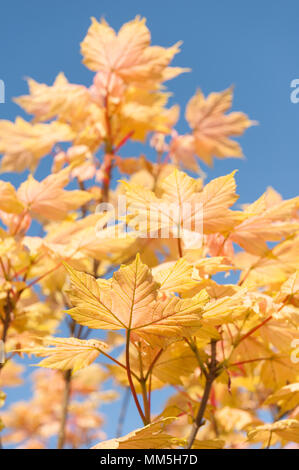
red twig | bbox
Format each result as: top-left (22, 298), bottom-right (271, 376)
top-left (235, 315), bottom-right (272, 346)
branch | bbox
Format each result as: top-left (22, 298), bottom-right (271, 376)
top-left (0, 294), bottom-right (14, 373)
top-left (184, 337), bottom-right (208, 379)
top-left (57, 369), bottom-right (72, 449)
top-left (177, 237), bottom-right (183, 258)
top-left (186, 339), bottom-right (218, 449)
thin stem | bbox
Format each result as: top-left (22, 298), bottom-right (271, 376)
top-left (266, 431), bottom-right (273, 449)
top-left (235, 315), bottom-right (272, 347)
top-left (101, 153), bottom-right (114, 204)
top-left (140, 379), bottom-right (151, 424)
top-left (116, 387), bottom-right (131, 438)
top-left (125, 330), bottom-right (146, 425)
top-left (186, 340), bottom-right (217, 449)
top-left (0, 294), bottom-right (14, 373)
top-left (77, 179), bottom-right (89, 217)
top-left (0, 257), bottom-right (8, 280)
top-left (20, 262), bottom-right (63, 295)
top-left (228, 356), bottom-right (273, 368)
top-left (144, 348), bottom-right (163, 381)
top-left (185, 337), bottom-right (208, 379)
top-left (114, 131), bottom-right (134, 153)
top-left (56, 318), bottom-right (77, 450)
top-left (177, 237), bottom-right (183, 258)
top-left (100, 348), bottom-right (139, 381)
top-left (148, 373), bottom-right (152, 416)
top-left (57, 369), bottom-right (72, 449)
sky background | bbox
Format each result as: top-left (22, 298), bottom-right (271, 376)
top-left (0, 0), bottom-right (299, 447)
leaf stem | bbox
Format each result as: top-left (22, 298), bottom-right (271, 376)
top-left (125, 330), bottom-right (147, 425)
top-left (177, 237), bottom-right (183, 258)
top-left (235, 315), bottom-right (272, 347)
top-left (140, 378), bottom-right (151, 424)
top-left (57, 369), bottom-right (72, 449)
top-left (144, 348), bottom-right (163, 381)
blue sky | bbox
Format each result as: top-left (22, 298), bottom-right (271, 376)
top-left (0, 0), bottom-right (299, 447)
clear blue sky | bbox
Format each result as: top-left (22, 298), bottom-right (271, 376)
top-left (1, 0), bottom-right (299, 447)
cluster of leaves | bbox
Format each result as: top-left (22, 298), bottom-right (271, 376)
top-left (0, 16), bottom-right (298, 449)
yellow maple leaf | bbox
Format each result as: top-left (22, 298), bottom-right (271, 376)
top-left (192, 439), bottom-right (225, 449)
top-left (0, 181), bottom-right (24, 214)
top-left (64, 255), bottom-right (209, 345)
top-left (152, 258), bottom-right (199, 294)
top-left (123, 169), bottom-right (242, 245)
top-left (17, 168), bottom-right (92, 221)
top-left (14, 73), bottom-right (90, 123)
top-left (248, 419), bottom-right (299, 446)
top-left (81, 16), bottom-right (187, 87)
top-left (236, 236), bottom-right (299, 288)
top-left (92, 418), bottom-right (182, 449)
top-left (264, 383), bottom-right (299, 415)
top-left (275, 271), bottom-right (299, 307)
top-left (229, 193), bottom-right (299, 256)
top-left (24, 337), bottom-right (109, 372)
top-left (260, 355), bottom-right (298, 390)
top-left (118, 88), bottom-right (177, 141)
top-left (185, 87), bottom-right (254, 166)
top-left (0, 117), bottom-right (73, 172)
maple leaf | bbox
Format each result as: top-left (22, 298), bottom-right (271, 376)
top-left (14, 73), bottom-right (91, 123)
top-left (64, 255), bottom-right (209, 345)
top-left (14, 74), bottom-right (107, 153)
top-left (123, 169), bottom-right (242, 243)
top-left (264, 383), bottom-right (299, 415)
top-left (275, 271), bottom-right (299, 307)
top-left (0, 181), bottom-right (24, 214)
top-left (152, 258), bottom-right (199, 294)
top-left (81, 16), bottom-right (187, 87)
top-left (229, 192), bottom-right (299, 256)
top-left (118, 88), bottom-right (177, 141)
top-left (236, 235), bottom-right (299, 288)
top-left (23, 337), bottom-right (109, 372)
top-left (185, 87), bottom-right (254, 166)
top-left (260, 355), bottom-right (297, 390)
top-left (0, 118), bottom-right (73, 172)
top-left (248, 419), bottom-right (299, 446)
top-left (92, 418), bottom-right (182, 449)
top-left (169, 133), bottom-right (201, 173)
top-left (192, 439), bottom-right (225, 449)
top-left (151, 341), bottom-right (201, 385)
top-left (202, 289), bottom-right (249, 325)
top-left (17, 168), bottom-right (92, 221)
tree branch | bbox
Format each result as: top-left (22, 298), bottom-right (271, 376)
top-left (57, 369), bottom-right (72, 449)
top-left (187, 339), bottom-right (218, 449)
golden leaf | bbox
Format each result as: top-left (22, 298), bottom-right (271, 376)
top-left (25, 337), bottom-right (108, 372)
top-left (185, 87), bottom-right (254, 166)
top-left (92, 418), bottom-right (182, 449)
